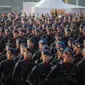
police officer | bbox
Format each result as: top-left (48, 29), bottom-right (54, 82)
top-left (45, 48), bottom-right (74, 85)
top-left (50, 35), bottom-right (63, 56)
top-left (43, 27), bottom-right (55, 46)
top-left (63, 26), bottom-right (72, 46)
top-left (27, 38), bottom-right (35, 54)
top-left (0, 28), bottom-right (5, 53)
top-left (33, 28), bottom-right (42, 50)
top-left (68, 38), bottom-right (73, 49)
top-left (83, 39), bottom-right (85, 48)
top-left (0, 48), bottom-right (15, 85)
top-left (73, 42), bottom-right (83, 64)
top-left (78, 27), bottom-right (85, 44)
top-left (18, 29), bottom-right (26, 43)
top-left (28, 50), bottom-right (52, 85)
top-left (35, 45), bottom-right (51, 65)
top-left (56, 25), bottom-right (63, 37)
top-left (8, 30), bottom-right (19, 48)
top-left (32, 39), bottom-right (47, 62)
top-left (4, 29), bottom-right (12, 44)
top-left (51, 46), bottom-right (64, 66)
top-left (0, 43), bottom-right (14, 62)
top-left (75, 48), bottom-right (85, 85)
top-left (12, 46), bottom-right (33, 85)
top-left (14, 43), bottom-right (26, 63)
top-left (15, 38), bottom-right (24, 56)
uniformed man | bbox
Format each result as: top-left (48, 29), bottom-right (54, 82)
top-left (12, 46), bottom-right (33, 85)
top-left (35, 45), bottom-right (50, 65)
top-left (83, 39), bottom-right (85, 48)
top-left (45, 48), bottom-right (74, 85)
top-left (27, 38), bottom-right (35, 54)
top-left (63, 26), bottom-right (72, 46)
top-left (14, 43), bottom-right (26, 63)
top-left (0, 28), bottom-right (5, 53)
top-left (56, 25), bottom-right (63, 37)
top-left (50, 35), bottom-right (63, 56)
top-left (0, 43), bottom-right (14, 62)
top-left (73, 42), bottom-right (83, 64)
top-left (51, 46), bottom-right (64, 66)
top-left (43, 27), bottom-right (55, 46)
top-left (4, 29), bottom-right (12, 44)
top-left (68, 38), bottom-right (73, 49)
top-left (18, 29), bottom-right (26, 43)
top-left (78, 27), bottom-right (85, 44)
top-left (15, 38), bottom-right (24, 56)
top-left (8, 30), bottom-right (19, 48)
top-left (32, 39), bottom-right (47, 63)
top-left (75, 48), bottom-right (85, 85)
top-left (33, 28), bottom-right (42, 50)
top-left (0, 48), bottom-right (15, 85)
top-left (28, 50), bottom-right (52, 85)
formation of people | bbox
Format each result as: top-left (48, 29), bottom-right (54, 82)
top-left (0, 12), bottom-right (85, 85)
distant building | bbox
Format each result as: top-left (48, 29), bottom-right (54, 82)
top-left (0, 0), bottom-right (84, 12)
top-left (63, 0), bottom-right (85, 6)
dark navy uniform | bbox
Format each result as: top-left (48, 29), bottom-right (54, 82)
top-left (29, 62), bottom-right (52, 85)
top-left (73, 43), bottom-right (83, 64)
top-left (45, 48), bottom-right (75, 85)
top-left (46, 62), bottom-right (74, 85)
top-left (28, 50), bottom-right (52, 85)
top-left (0, 36), bottom-right (5, 53)
top-left (73, 53), bottom-right (83, 64)
top-left (74, 58), bottom-right (85, 85)
top-left (12, 59), bottom-right (33, 85)
top-left (0, 59), bottom-right (15, 85)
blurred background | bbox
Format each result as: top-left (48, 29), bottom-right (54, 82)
top-left (0, 0), bottom-right (85, 12)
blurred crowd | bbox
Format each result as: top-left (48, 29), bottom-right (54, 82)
top-left (0, 12), bottom-right (85, 85)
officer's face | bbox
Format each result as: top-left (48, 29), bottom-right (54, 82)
top-left (63, 52), bottom-right (73, 62)
top-left (27, 41), bottom-right (34, 48)
top-left (68, 41), bottom-right (72, 47)
top-left (57, 50), bottom-right (63, 59)
top-left (35, 31), bottom-right (40, 36)
top-left (19, 31), bottom-right (24, 37)
top-left (39, 43), bottom-right (43, 50)
top-left (65, 31), bottom-right (69, 36)
top-left (32, 29), bottom-right (35, 34)
top-left (6, 51), bottom-right (13, 59)
top-left (6, 46), bottom-right (9, 51)
top-left (83, 41), bottom-right (85, 47)
top-left (43, 55), bottom-right (50, 63)
top-left (13, 32), bottom-right (19, 38)
top-left (47, 30), bottom-right (52, 35)
top-left (5, 31), bottom-right (9, 36)
top-left (82, 30), bottom-right (85, 36)
top-left (24, 51), bottom-right (32, 59)
top-left (76, 47), bottom-right (81, 52)
top-left (82, 49), bottom-right (85, 57)
top-left (57, 28), bottom-right (61, 33)
top-left (16, 41), bottom-right (20, 48)
top-left (79, 27), bottom-right (83, 33)
top-left (56, 43), bottom-right (62, 49)
top-left (73, 46), bottom-right (77, 52)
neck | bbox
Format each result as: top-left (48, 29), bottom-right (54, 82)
top-left (43, 61), bottom-right (49, 64)
top-left (7, 57), bottom-right (13, 60)
top-left (24, 57), bottom-right (31, 60)
top-left (64, 60), bottom-right (72, 63)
